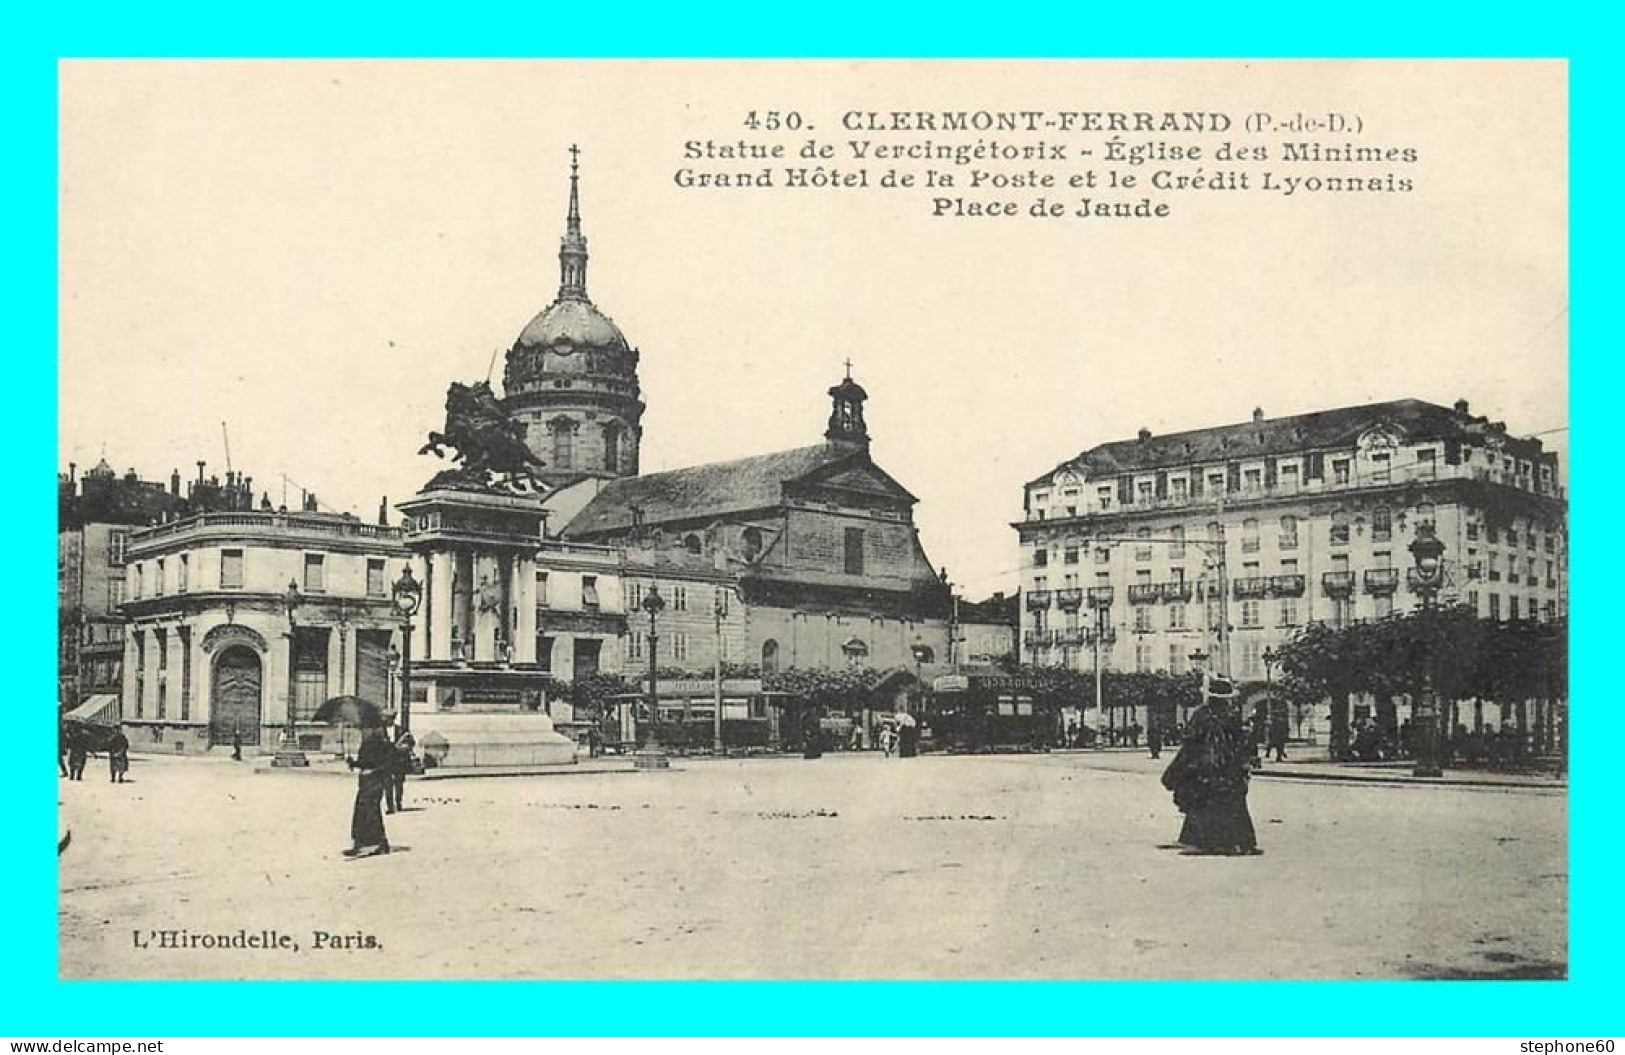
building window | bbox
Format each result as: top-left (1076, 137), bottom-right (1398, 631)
top-left (628, 631), bottom-right (644, 661)
top-left (1033, 547), bottom-right (1048, 568)
top-left (220, 549), bottom-right (244, 590)
top-left (535, 571), bottom-right (550, 609)
top-left (844, 528), bottom-right (865, 576)
top-left (1370, 452), bottom-right (1391, 484)
top-left (155, 558), bottom-right (166, 597)
top-left (178, 553), bottom-right (190, 593)
top-left (133, 632), bottom-right (145, 718)
top-left (366, 558), bottom-right (385, 597)
top-left (581, 575), bottom-right (599, 609)
top-left (1135, 527), bottom-right (1152, 561)
top-left (683, 533), bottom-right (702, 555)
top-left (1330, 459), bottom-right (1350, 486)
top-left (1241, 641), bottom-right (1262, 678)
top-left (1095, 546), bottom-right (1110, 565)
top-left (1332, 597), bottom-right (1354, 629)
top-left (672, 585), bottom-right (688, 612)
top-left (108, 530), bottom-right (129, 567)
top-left (1169, 642), bottom-right (1186, 674)
top-left (1135, 641), bottom-right (1152, 673)
top-left (1243, 468), bottom-right (1262, 492)
top-left (551, 421), bottom-right (574, 470)
top-left (1137, 480), bottom-right (1153, 503)
top-left (624, 580), bottom-right (642, 611)
top-left (1375, 594), bottom-right (1394, 618)
top-left (1489, 594), bottom-right (1501, 620)
top-left (1171, 477), bottom-right (1188, 501)
top-left (1169, 525), bottom-right (1185, 559)
top-left (672, 633), bottom-right (690, 662)
top-left (106, 578), bottom-right (124, 614)
top-left (133, 564), bottom-right (144, 599)
top-left (1280, 463), bottom-right (1299, 489)
top-left (1467, 521), bottom-right (1481, 541)
top-left (535, 635), bottom-right (555, 672)
top-left (1509, 596), bottom-right (1521, 621)
top-left (1063, 545), bottom-right (1079, 565)
top-left (1134, 606), bottom-right (1152, 633)
top-left (603, 424), bottom-right (621, 472)
top-left (1330, 510), bottom-right (1350, 545)
top-left (1241, 518), bottom-right (1260, 553)
top-left (1416, 449), bottom-right (1437, 479)
top-left (1372, 506), bottom-right (1392, 542)
top-left (304, 553), bottom-right (326, 592)
top-left (1240, 599), bottom-right (1261, 628)
top-left (1279, 515), bottom-right (1299, 550)
top-left (1278, 598), bottom-right (1297, 626)
top-left (1168, 604), bottom-right (1187, 630)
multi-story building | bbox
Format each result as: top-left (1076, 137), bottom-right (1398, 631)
top-left (1015, 398), bottom-right (1567, 731)
top-left (58, 458), bottom-right (257, 707)
top-left (120, 502), bottom-right (408, 753)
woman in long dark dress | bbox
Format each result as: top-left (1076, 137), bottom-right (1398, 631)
top-left (1160, 677), bottom-right (1261, 855)
top-left (346, 725), bottom-right (392, 857)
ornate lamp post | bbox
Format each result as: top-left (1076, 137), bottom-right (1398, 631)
top-left (1409, 522), bottom-right (1447, 778)
top-left (391, 566), bottom-right (423, 734)
top-left (272, 578), bottom-right (308, 767)
top-left (637, 586), bottom-right (669, 769)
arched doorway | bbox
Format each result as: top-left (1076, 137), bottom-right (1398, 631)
top-left (761, 639), bottom-right (780, 674)
top-left (210, 646), bottom-right (263, 746)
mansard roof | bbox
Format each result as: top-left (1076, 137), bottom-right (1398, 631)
top-left (1028, 398), bottom-right (1556, 488)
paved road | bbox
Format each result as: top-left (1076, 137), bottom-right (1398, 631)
top-left (57, 752), bottom-right (1566, 980)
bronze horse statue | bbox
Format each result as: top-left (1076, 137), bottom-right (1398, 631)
top-left (419, 381), bottom-right (547, 490)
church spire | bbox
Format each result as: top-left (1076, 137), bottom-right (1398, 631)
top-left (825, 364), bottom-right (870, 448)
top-left (558, 144), bottom-right (589, 300)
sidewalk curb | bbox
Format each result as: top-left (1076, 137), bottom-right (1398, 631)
top-left (1253, 768), bottom-right (1565, 791)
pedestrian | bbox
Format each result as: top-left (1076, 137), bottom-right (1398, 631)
top-left (1159, 676), bottom-right (1261, 856)
top-left (587, 724), bottom-right (602, 759)
top-left (897, 711), bottom-right (919, 758)
top-left (1129, 722), bottom-right (1143, 748)
top-left (67, 729), bottom-right (88, 782)
top-left (108, 725), bottom-right (130, 783)
top-left (802, 709), bottom-right (823, 760)
top-left (231, 727), bottom-right (243, 762)
top-left (1268, 709), bottom-right (1289, 762)
top-left (345, 724), bottom-right (392, 858)
top-left (58, 715), bottom-right (70, 778)
top-left (880, 723), bottom-right (897, 758)
top-left (390, 728), bottom-right (416, 813)
top-left (1147, 717), bottom-right (1163, 759)
top-left (1066, 718), bottom-right (1079, 748)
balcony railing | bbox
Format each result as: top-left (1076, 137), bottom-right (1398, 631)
top-left (1026, 590), bottom-right (1053, 611)
top-left (1055, 588), bottom-right (1085, 611)
top-left (1056, 629), bottom-right (1087, 647)
top-left (1270, 574), bottom-right (1306, 597)
top-left (1127, 583), bottom-right (1161, 604)
top-left (1023, 629), bottom-right (1049, 647)
top-left (1159, 581), bottom-right (1194, 603)
top-left (1322, 571), bottom-right (1356, 595)
top-left (1087, 586), bottom-right (1115, 608)
top-left (1233, 576), bottom-right (1272, 599)
top-left (131, 511), bottom-right (405, 546)
top-left (1364, 568), bottom-right (1400, 595)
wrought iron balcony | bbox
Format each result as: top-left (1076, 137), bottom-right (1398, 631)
top-left (1023, 629), bottom-right (1049, 647)
top-left (1055, 588), bottom-right (1085, 611)
top-left (1127, 583), bottom-right (1161, 604)
top-left (1270, 574), bottom-right (1306, 597)
top-left (1159, 580), bottom-right (1194, 603)
top-left (1026, 590), bottom-right (1052, 611)
top-left (1232, 576), bottom-right (1272, 599)
top-left (1087, 586), bottom-right (1116, 608)
top-left (1364, 568), bottom-right (1400, 595)
top-left (1322, 571), bottom-right (1356, 595)
top-left (1057, 629), bottom-right (1087, 647)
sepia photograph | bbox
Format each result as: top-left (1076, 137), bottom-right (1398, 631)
top-left (56, 59), bottom-right (1567, 982)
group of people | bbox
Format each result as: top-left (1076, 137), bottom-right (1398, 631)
top-left (345, 724), bottom-right (417, 858)
top-left (58, 720), bottom-right (129, 783)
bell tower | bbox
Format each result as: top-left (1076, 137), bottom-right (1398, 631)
top-left (824, 361), bottom-right (870, 448)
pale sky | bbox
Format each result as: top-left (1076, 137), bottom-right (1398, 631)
top-left (59, 60), bottom-right (1567, 598)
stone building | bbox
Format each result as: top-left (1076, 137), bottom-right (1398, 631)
top-left (501, 148), bottom-right (644, 489)
top-left (1014, 398), bottom-right (1568, 734)
top-left (119, 503), bottom-right (408, 753)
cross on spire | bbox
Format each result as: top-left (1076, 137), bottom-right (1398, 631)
top-left (559, 145), bottom-right (589, 298)
top-left (843, 357), bottom-right (854, 380)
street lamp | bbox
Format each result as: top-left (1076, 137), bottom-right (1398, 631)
top-left (390, 565), bottom-right (423, 734)
top-left (272, 578), bottom-right (308, 767)
top-left (637, 585), bottom-right (669, 769)
top-left (1409, 522), bottom-right (1447, 778)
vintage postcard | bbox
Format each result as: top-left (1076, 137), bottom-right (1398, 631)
top-left (57, 59), bottom-right (1567, 980)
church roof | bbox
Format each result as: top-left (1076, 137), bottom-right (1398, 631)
top-left (515, 297), bottom-right (630, 351)
top-left (562, 442), bottom-right (860, 537)
top-left (1029, 398), bottom-right (1556, 487)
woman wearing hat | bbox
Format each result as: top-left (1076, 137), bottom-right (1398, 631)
top-left (1160, 676), bottom-right (1262, 855)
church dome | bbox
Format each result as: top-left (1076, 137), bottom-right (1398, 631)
top-left (516, 297), bottom-right (629, 351)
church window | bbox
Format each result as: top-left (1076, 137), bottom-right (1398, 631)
top-left (551, 421), bottom-right (574, 470)
top-left (844, 528), bottom-right (865, 575)
top-left (603, 424), bottom-right (621, 472)
top-left (683, 533), bottom-right (702, 555)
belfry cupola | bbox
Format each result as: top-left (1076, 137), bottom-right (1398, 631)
top-left (825, 362), bottom-right (870, 448)
top-left (501, 146), bottom-right (646, 489)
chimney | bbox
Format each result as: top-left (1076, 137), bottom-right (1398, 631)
top-left (196, 461), bottom-right (206, 486)
top-left (69, 462), bottom-right (77, 484)
top-left (1454, 398), bottom-right (1470, 415)
top-left (170, 469), bottom-right (181, 496)
top-left (378, 497), bottom-right (389, 526)
top-left (1252, 407), bottom-right (1265, 424)
top-left (1137, 427), bottom-right (1152, 442)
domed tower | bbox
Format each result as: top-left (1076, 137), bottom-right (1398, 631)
top-left (501, 146), bottom-right (645, 489)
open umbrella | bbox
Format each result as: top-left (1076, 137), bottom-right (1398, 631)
top-left (312, 695), bottom-right (387, 729)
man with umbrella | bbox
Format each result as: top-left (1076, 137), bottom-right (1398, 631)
top-left (315, 696), bottom-right (392, 858)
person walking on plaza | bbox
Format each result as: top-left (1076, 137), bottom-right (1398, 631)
top-left (108, 725), bottom-right (130, 783)
top-left (880, 723), bottom-right (897, 758)
top-left (1160, 676), bottom-right (1261, 856)
top-left (58, 714), bottom-right (70, 777)
top-left (67, 729), bottom-right (88, 782)
top-left (345, 724), bottom-right (392, 858)
top-left (389, 728), bottom-right (416, 813)
top-left (1147, 716), bottom-right (1163, 759)
top-left (1268, 709), bottom-right (1290, 762)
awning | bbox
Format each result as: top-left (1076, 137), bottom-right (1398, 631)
top-left (65, 694), bottom-right (120, 726)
